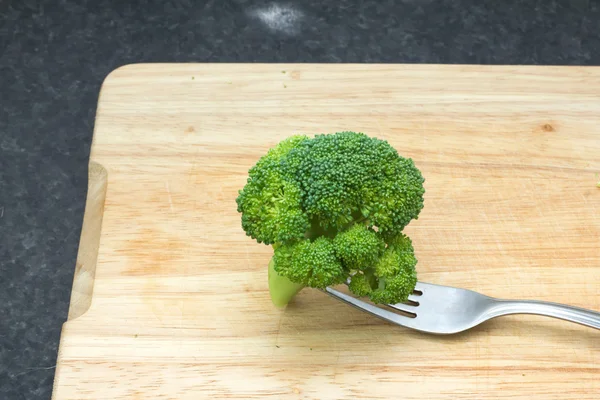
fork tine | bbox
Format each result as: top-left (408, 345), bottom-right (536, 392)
top-left (386, 302), bottom-right (418, 316)
top-left (324, 287), bottom-right (414, 328)
top-left (408, 294), bottom-right (422, 303)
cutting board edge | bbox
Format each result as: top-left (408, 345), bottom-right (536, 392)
top-left (51, 162), bottom-right (107, 400)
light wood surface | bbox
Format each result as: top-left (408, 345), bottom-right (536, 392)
top-left (53, 64), bottom-right (600, 400)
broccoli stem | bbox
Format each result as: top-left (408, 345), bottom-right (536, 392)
top-left (268, 257), bottom-right (305, 308)
top-left (305, 218), bottom-right (340, 240)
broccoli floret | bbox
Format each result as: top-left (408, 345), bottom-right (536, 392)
top-left (371, 233), bottom-right (418, 304)
top-left (236, 132), bottom-right (425, 307)
top-left (333, 223), bottom-right (384, 270)
top-left (236, 135), bottom-right (310, 244)
top-left (348, 270), bottom-right (375, 297)
top-left (375, 233), bottom-right (416, 277)
top-left (273, 238), bottom-right (345, 288)
top-left (369, 270), bottom-right (417, 305)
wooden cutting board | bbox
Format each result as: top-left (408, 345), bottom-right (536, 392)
top-left (52, 64), bottom-right (600, 400)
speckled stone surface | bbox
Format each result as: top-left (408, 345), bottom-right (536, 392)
top-left (1, 0), bottom-right (599, 398)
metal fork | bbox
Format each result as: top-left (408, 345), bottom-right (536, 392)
top-left (325, 282), bottom-right (600, 334)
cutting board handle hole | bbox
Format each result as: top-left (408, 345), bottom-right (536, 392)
top-left (67, 162), bottom-right (108, 321)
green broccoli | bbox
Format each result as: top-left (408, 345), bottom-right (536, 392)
top-left (236, 131), bottom-right (425, 308)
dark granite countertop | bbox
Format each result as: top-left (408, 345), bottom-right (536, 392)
top-left (1, 0), bottom-right (599, 398)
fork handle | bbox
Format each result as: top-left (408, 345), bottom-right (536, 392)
top-left (487, 300), bottom-right (600, 330)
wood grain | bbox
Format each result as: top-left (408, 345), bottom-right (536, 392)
top-left (52, 64), bottom-right (600, 400)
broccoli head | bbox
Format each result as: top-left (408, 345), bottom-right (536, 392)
top-left (236, 131), bottom-right (425, 307)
